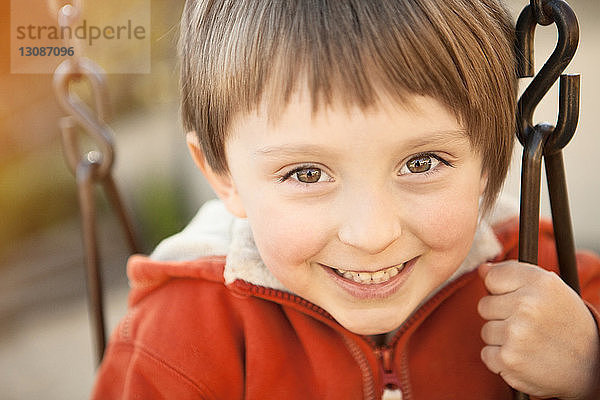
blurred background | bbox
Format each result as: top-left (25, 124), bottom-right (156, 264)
top-left (0, 0), bottom-right (598, 398)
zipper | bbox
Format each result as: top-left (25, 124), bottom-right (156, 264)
top-left (398, 351), bottom-right (412, 400)
top-left (340, 334), bottom-right (377, 400)
top-left (372, 345), bottom-right (413, 400)
top-left (374, 346), bottom-right (401, 390)
top-left (232, 280), bottom-right (380, 398)
top-left (375, 271), bottom-right (478, 399)
top-left (371, 271), bottom-right (479, 399)
top-left (232, 269), bottom-right (478, 399)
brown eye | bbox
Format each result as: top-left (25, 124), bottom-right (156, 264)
top-left (406, 155), bottom-right (433, 173)
top-left (296, 168), bottom-right (322, 183)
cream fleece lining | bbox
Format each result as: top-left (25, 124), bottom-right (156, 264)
top-left (151, 198), bottom-right (518, 294)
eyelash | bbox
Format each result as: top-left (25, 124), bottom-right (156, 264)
top-left (399, 152), bottom-right (454, 177)
top-left (277, 164), bottom-right (329, 184)
top-left (277, 153), bottom-right (454, 184)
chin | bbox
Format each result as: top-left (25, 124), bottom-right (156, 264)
top-left (335, 312), bottom-right (403, 336)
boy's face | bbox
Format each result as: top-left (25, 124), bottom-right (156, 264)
top-left (219, 92), bottom-right (486, 335)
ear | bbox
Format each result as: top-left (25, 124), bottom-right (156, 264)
top-left (186, 132), bottom-right (247, 218)
top-left (479, 170), bottom-right (488, 196)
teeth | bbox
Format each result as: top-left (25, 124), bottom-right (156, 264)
top-left (333, 264), bottom-right (404, 284)
top-left (372, 270), bottom-right (387, 283)
top-left (357, 273), bottom-right (370, 283)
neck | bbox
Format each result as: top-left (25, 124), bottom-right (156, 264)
top-left (369, 327), bottom-right (400, 346)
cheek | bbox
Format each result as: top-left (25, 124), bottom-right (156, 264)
top-left (409, 181), bottom-right (481, 253)
top-left (231, 170), bottom-right (332, 286)
top-left (428, 202), bottom-right (479, 251)
top-left (246, 200), bottom-right (330, 274)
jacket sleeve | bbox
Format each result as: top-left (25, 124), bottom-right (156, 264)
top-left (576, 250), bottom-right (600, 400)
top-left (91, 337), bottom-right (216, 399)
top-left (90, 269), bottom-right (247, 400)
top-left (493, 217), bottom-right (600, 306)
top-left (577, 250), bottom-right (600, 308)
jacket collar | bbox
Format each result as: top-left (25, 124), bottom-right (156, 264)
top-left (150, 198), bottom-right (518, 295)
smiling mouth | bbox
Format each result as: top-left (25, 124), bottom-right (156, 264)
top-left (330, 264), bottom-right (405, 285)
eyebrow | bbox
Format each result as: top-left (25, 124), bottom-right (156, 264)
top-left (399, 129), bottom-right (470, 149)
top-left (254, 144), bottom-right (334, 158)
top-left (254, 129), bottom-right (470, 158)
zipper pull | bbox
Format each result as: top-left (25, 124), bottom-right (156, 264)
top-left (375, 347), bottom-right (402, 391)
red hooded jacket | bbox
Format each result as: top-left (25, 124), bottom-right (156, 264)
top-left (91, 214), bottom-right (600, 399)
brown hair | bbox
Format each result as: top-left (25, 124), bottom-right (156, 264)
top-left (179, 0), bottom-right (517, 212)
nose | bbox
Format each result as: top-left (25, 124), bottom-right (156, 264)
top-left (337, 191), bottom-right (402, 255)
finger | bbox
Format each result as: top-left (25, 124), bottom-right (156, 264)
top-left (477, 262), bottom-right (492, 279)
top-left (481, 261), bottom-right (540, 295)
top-left (481, 320), bottom-right (507, 346)
top-left (478, 292), bottom-right (519, 320)
top-left (480, 345), bottom-right (504, 375)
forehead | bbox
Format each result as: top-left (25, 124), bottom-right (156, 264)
top-left (249, 83), bottom-right (455, 125)
top-left (228, 90), bottom-right (471, 154)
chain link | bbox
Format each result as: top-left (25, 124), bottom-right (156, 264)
top-left (50, 0), bottom-right (140, 365)
top-left (514, 1), bottom-right (581, 399)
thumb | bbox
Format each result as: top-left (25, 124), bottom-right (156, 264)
top-left (478, 262), bottom-right (493, 280)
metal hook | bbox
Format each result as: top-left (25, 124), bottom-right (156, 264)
top-left (47, 0), bottom-right (83, 24)
top-left (530, 0), bottom-right (554, 26)
top-left (53, 58), bottom-right (115, 179)
top-left (545, 73), bottom-right (579, 155)
top-left (515, 0), bottom-right (579, 147)
top-left (518, 124), bottom-right (552, 263)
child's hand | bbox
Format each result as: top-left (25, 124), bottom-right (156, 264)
top-left (478, 261), bottom-right (600, 399)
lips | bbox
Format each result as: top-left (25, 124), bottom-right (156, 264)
top-left (321, 258), bottom-right (417, 300)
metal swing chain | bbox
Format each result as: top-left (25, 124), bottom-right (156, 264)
top-left (51, 1), bottom-right (140, 365)
top-left (515, 0), bottom-right (580, 399)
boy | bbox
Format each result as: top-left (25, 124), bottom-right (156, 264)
top-left (92, 0), bottom-right (600, 398)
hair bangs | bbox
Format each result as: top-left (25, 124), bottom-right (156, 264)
top-left (180, 0), bottom-right (517, 212)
